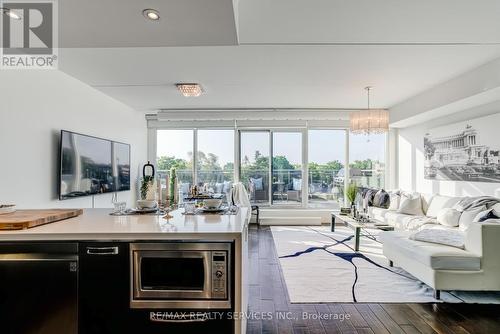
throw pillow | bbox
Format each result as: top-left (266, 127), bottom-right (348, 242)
top-left (373, 189), bottom-right (390, 208)
top-left (474, 209), bottom-right (500, 223)
top-left (425, 195), bottom-right (462, 218)
top-left (397, 195), bottom-right (424, 216)
top-left (458, 206), bottom-right (486, 231)
top-left (420, 193), bottom-right (435, 215)
top-left (292, 178), bottom-right (302, 191)
top-left (388, 192), bottom-right (401, 211)
top-left (250, 177), bottom-right (263, 191)
top-left (437, 208), bottom-right (461, 227)
top-left (363, 189), bottom-right (378, 208)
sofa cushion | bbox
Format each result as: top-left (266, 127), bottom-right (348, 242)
top-left (420, 193), bottom-right (435, 215)
top-left (388, 192), bottom-right (400, 211)
top-left (250, 177), bottom-right (263, 191)
top-left (369, 207), bottom-right (389, 223)
top-left (426, 195), bottom-right (462, 218)
top-left (397, 194), bottom-right (424, 216)
top-left (380, 231), bottom-right (481, 271)
top-left (292, 178), bottom-right (302, 191)
top-left (437, 208), bottom-right (461, 227)
top-left (458, 206), bottom-right (486, 231)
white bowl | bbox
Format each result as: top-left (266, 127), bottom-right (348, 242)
top-left (136, 200), bottom-right (157, 209)
top-left (204, 199), bottom-right (222, 209)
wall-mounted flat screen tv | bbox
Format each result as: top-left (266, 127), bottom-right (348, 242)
top-left (59, 130), bottom-right (130, 200)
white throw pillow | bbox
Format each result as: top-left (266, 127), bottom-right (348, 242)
top-left (388, 192), bottom-right (400, 211)
top-left (437, 208), bottom-right (461, 227)
top-left (425, 195), bottom-right (462, 218)
top-left (397, 195), bottom-right (424, 216)
top-left (420, 193), bottom-right (435, 215)
top-left (458, 206), bottom-right (486, 231)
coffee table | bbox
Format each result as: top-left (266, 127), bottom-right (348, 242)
top-left (331, 213), bottom-right (394, 251)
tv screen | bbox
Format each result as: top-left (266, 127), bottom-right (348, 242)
top-left (59, 130), bottom-right (130, 200)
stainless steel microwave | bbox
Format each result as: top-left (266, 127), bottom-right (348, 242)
top-left (130, 242), bottom-right (231, 309)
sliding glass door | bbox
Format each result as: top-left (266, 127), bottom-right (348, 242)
top-left (272, 132), bottom-right (303, 206)
top-left (308, 129), bottom-right (346, 209)
top-left (155, 127), bottom-right (386, 209)
top-left (239, 130), bottom-right (304, 207)
top-left (240, 131), bottom-right (271, 205)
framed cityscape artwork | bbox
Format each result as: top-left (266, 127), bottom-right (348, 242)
top-left (424, 112), bottom-right (500, 183)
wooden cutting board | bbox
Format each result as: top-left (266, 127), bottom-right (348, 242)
top-left (0, 209), bottom-right (83, 230)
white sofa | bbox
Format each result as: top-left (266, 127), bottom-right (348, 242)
top-left (371, 193), bottom-right (500, 299)
top-left (368, 193), bottom-right (463, 232)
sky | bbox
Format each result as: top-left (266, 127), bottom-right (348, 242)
top-left (157, 129), bottom-right (386, 165)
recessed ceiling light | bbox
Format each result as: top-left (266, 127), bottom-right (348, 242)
top-left (176, 83), bottom-right (203, 97)
top-left (1, 7), bottom-right (22, 20)
top-left (142, 9), bottom-right (160, 21)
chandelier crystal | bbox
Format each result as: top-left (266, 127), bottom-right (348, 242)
top-left (350, 87), bottom-right (389, 134)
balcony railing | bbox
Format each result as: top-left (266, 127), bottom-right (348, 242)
top-left (157, 168), bottom-right (384, 197)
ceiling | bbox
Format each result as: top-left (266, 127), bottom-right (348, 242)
top-left (58, 0), bottom-right (500, 112)
top-left (237, 0), bottom-right (500, 44)
top-left (59, 0), bottom-right (238, 47)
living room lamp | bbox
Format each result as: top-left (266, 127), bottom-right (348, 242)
top-left (350, 87), bottom-right (389, 135)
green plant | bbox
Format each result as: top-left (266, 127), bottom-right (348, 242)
top-left (140, 175), bottom-right (154, 200)
top-left (346, 183), bottom-right (358, 204)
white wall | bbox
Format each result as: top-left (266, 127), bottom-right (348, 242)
top-left (397, 101), bottom-right (500, 197)
top-left (0, 70), bottom-right (147, 209)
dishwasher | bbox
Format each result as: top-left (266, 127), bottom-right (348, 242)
top-left (0, 242), bottom-right (78, 334)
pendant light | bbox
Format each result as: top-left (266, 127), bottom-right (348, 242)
top-left (350, 87), bottom-right (389, 135)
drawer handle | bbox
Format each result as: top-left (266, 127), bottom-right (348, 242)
top-left (86, 247), bottom-right (119, 255)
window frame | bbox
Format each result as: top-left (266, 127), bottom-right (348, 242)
top-left (151, 126), bottom-right (387, 209)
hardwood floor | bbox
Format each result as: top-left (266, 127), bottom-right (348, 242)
top-left (246, 225), bottom-right (500, 334)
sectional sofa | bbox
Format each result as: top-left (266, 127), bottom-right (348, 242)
top-left (368, 192), bottom-right (500, 299)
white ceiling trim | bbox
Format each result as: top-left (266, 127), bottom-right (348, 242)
top-left (155, 109), bottom-right (354, 121)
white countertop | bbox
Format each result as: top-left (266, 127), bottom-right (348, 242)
top-left (0, 208), bottom-right (249, 241)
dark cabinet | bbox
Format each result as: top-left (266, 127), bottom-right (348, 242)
top-left (78, 242), bottom-right (130, 334)
top-left (0, 243), bottom-right (78, 334)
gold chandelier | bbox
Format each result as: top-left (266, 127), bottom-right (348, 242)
top-left (350, 87), bottom-right (389, 135)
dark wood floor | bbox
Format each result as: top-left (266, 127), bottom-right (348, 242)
top-left (246, 225), bottom-right (500, 334)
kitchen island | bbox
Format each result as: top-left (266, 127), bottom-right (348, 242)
top-left (0, 208), bottom-right (250, 334)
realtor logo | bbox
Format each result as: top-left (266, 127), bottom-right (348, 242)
top-left (1, 0), bottom-right (58, 69)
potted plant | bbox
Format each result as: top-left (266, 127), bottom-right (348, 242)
top-left (140, 175), bottom-right (154, 200)
top-left (346, 183), bottom-right (358, 216)
top-left (346, 183), bottom-right (358, 205)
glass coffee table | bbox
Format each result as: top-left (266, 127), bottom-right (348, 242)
top-left (331, 213), bottom-right (394, 251)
